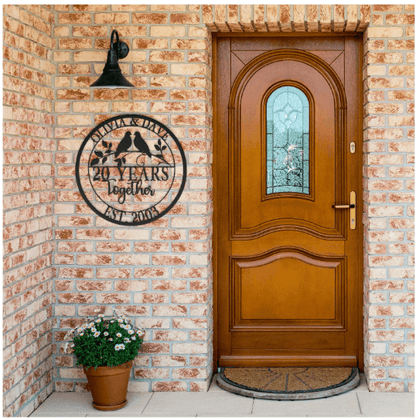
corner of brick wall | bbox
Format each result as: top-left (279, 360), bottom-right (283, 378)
top-left (3, 4), bottom-right (56, 416)
top-left (362, 4), bottom-right (415, 392)
top-left (51, 4), bottom-right (214, 393)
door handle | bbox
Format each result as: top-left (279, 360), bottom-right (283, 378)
top-left (332, 191), bottom-right (356, 230)
top-left (332, 204), bottom-right (355, 209)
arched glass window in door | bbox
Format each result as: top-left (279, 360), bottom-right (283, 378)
top-left (266, 86), bottom-right (310, 195)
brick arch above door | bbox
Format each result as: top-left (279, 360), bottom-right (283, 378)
top-left (202, 5), bottom-right (370, 33)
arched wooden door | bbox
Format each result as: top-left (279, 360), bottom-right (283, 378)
top-left (214, 36), bottom-right (363, 368)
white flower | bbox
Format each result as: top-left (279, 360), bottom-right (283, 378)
top-left (124, 338), bottom-right (130, 343)
top-left (104, 331), bottom-right (109, 336)
top-left (128, 330), bottom-right (134, 335)
top-left (115, 344), bottom-right (125, 351)
top-left (118, 319), bottom-right (123, 323)
top-left (110, 320), bottom-right (114, 323)
top-left (98, 314), bottom-right (104, 318)
top-left (93, 331), bottom-right (100, 338)
top-left (91, 327), bottom-right (97, 333)
top-left (94, 309), bottom-right (100, 313)
top-left (95, 319), bottom-right (101, 323)
top-left (109, 338), bottom-right (113, 341)
top-left (116, 333), bottom-right (122, 338)
top-left (80, 333), bottom-right (84, 337)
top-left (131, 336), bottom-right (136, 341)
top-left (125, 324), bottom-right (131, 330)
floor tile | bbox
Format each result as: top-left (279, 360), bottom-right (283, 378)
top-left (253, 391), bottom-right (361, 416)
top-left (140, 415), bottom-right (196, 417)
top-left (30, 392), bottom-right (152, 417)
top-left (357, 392), bottom-right (414, 417)
top-left (208, 374), bottom-right (223, 392)
top-left (31, 413), bottom-right (88, 417)
top-left (197, 415), bottom-right (253, 417)
top-left (142, 392), bottom-right (253, 415)
top-left (307, 414), bottom-right (363, 417)
top-left (351, 374), bottom-right (369, 392)
top-left (30, 393), bottom-right (93, 416)
top-left (251, 415), bottom-right (308, 417)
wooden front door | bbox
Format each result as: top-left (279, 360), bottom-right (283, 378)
top-left (214, 36), bottom-right (362, 368)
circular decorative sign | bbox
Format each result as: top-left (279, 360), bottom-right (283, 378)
top-left (75, 114), bottom-right (187, 225)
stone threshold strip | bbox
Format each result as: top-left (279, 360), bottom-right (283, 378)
top-left (202, 5), bottom-right (370, 33)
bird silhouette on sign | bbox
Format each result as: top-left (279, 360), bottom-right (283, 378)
top-left (134, 131), bottom-right (152, 158)
top-left (114, 131), bottom-right (132, 158)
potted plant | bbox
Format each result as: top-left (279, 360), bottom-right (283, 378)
top-left (64, 308), bottom-right (145, 411)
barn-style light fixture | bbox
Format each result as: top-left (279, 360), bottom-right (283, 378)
top-left (90, 29), bottom-right (134, 88)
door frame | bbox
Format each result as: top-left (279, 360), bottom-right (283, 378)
top-left (212, 32), bottom-right (364, 372)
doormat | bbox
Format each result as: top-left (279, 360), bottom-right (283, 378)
top-left (217, 367), bottom-right (360, 400)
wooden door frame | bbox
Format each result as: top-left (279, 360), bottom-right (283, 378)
top-left (212, 32), bottom-right (364, 373)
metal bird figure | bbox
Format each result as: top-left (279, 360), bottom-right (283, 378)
top-left (114, 131), bottom-right (132, 158)
top-left (134, 131), bottom-right (152, 158)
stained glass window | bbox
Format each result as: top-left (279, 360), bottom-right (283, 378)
top-left (266, 86), bottom-right (310, 195)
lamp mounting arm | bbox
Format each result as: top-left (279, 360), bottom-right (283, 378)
top-left (110, 29), bottom-right (129, 60)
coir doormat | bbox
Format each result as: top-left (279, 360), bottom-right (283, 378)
top-left (217, 367), bottom-right (360, 400)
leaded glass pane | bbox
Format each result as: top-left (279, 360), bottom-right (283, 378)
top-left (266, 86), bottom-right (310, 195)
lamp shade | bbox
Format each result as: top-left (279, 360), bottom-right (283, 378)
top-left (90, 32), bottom-right (134, 88)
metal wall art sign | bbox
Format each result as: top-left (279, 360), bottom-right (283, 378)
top-left (75, 114), bottom-right (187, 225)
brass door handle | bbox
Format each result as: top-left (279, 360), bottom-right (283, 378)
top-left (332, 204), bottom-right (355, 209)
top-left (332, 192), bottom-right (356, 230)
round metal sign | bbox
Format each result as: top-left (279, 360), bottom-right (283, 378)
top-left (75, 114), bottom-right (187, 225)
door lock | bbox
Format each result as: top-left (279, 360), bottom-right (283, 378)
top-left (332, 191), bottom-right (356, 230)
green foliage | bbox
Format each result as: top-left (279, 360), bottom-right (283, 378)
top-left (65, 309), bottom-right (145, 369)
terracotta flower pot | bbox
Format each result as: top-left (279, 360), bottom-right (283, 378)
top-left (84, 361), bottom-right (133, 411)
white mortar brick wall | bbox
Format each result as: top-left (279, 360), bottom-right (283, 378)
top-left (51, 4), bottom-right (214, 394)
top-left (2, 4), bottom-right (415, 417)
top-left (3, 5), bottom-right (56, 417)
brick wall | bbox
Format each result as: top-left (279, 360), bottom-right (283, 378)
top-left (2, 5), bottom-right (415, 415)
top-left (3, 5), bottom-right (55, 417)
top-left (362, 4), bottom-right (415, 392)
top-left (52, 5), bottom-right (214, 393)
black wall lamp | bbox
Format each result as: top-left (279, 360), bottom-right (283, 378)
top-left (90, 30), bottom-right (134, 88)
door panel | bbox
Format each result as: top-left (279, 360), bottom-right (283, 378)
top-left (215, 36), bottom-right (362, 368)
top-left (234, 253), bottom-right (340, 322)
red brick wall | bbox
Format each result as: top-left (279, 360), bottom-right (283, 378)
top-left (52, 5), bottom-right (214, 393)
top-left (3, 5), bottom-right (55, 416)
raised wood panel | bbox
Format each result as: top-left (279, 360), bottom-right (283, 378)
top-left (240, 259), bottom-right (336, 320)
top-left (231, 250), bottom-right (345, 330)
